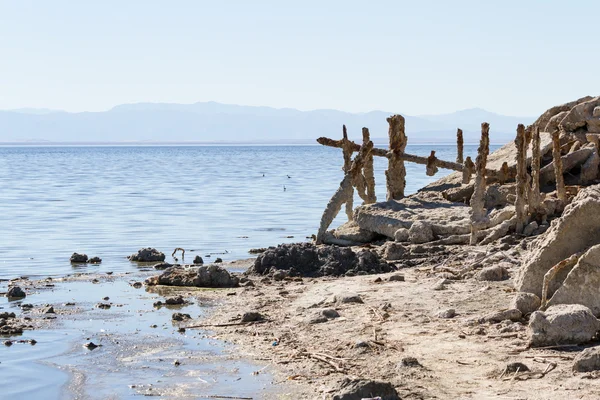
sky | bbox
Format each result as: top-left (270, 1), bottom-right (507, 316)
top-left (0, 0), bottom-right (598, 116)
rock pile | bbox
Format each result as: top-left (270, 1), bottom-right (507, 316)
top-left (147, 264), bottom-right (239, 288)
top-left (247, 243), bottom-right (395, 278)
top-left (128, 248), bottom-right (165, 262)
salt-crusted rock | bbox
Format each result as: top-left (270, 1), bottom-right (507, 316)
top-left (560, 96), bottom-right (600, 134)
top-left (408, 220), bottom-right (434, 244)
top-left (484, 184), bottom-right (514, 209)
top-left (572, 347), bottom-right (600, 372)
top-left (515, 184), bottom-right (600, 298)
top-left (482, 309), bottom-right (522, 323)
top-left (511, 292), bottom-right (541, 315)
top-left (522, 221), bottom-right (539, 237)
top-left (476, 265), bottom-right (509, 281)
top-left (332, 221), bottom-right (378, 243)
top-left (334, 293), bottom-right (363, 304)
top-left (528, 304), bottom-right (600, 347)
top-left (534, 95), bottom-right (594, 133)
top-left (547, 244), bottom-right (600, 316)
top-left (382, 242), bottom-right (406, 260)
top-left (394, 228), bottom-right (409, 242)
top-left (332, 378), bottom-right (400, 400)
top-left (128, 248), bottom-right (165, 262)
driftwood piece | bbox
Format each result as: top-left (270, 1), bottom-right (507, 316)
top-left (362, 128), bottom-right (376, 204)
top-left (456, 128), bottom-right (464, 164)
top-left (316, 141), bottom-right (374, 244)
top-left (385, 115), bottom-right (407, 200)
top-left (426, 151), bottom-right (439, 176)
top-left (552, 130), bottom-right (566, 202)
top-left (515, 124), bottom-right (528, 233)
top-left (529, 125), bottom-right (542, 214)
top-left (470, 123), bottom-right (490, 245)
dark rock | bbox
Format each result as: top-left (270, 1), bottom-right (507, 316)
top-left (156, 265), bottom-right (239, 288)
top-left (153, 262), bottom-right (173, 270)
top-left (214, 257), bottom-right (223, 263)
top-left (193, 255), bottom-right (204, 265)
top-left (172, 313), bottom-right (191, 321)
top-left (400, 357), bottom-right (423, 368)
top-left (388, 274), bottom-right (405, 282)
top-left (165, 296), bottom-right (185, 305)
top-left (42, 306), bottom-right (55, 314)
top-left (70, 253), bottom-right (88, 263)
top-left (248, 248), bottom-right (268, 254)
top-left (84, 342), bottom-right (98, 350)
top-left (505, 362), bottom-right (530, 373)
top-left (272, 270), bottom-right (288, 281)
top-left (354, 340), bottom-right (370, 348)
top-left (20, 304), bottom-right (33, 310)
top-left (321, 308), bottom-right (340, 319)
top-left (241, 312), bottom-right (263, 323)
top-left (131, 282), bottom-right (143, 288)
top-left (6, 286), bottom-right (26, 299)
top-left (573, 347), bottom-right (600, 372)
top-left (128, 248), bottom-right (165, 262)
top-left (87, 256), bottom-right (102, 264)
top-left (0, 312), bottom-right (16, 319)
top-left (96, 303), bottom-right (111, 309)
top-left (333, 378), bottom-right (400, 400)
top-left (436, 308), bottom-right (456, 319)
top-left (248, 243), bottom-right (394, 278)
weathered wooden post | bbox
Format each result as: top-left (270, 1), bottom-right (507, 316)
top-left (341, 125), bottom-right (355, 221)
top-left (529, 125), bottom-right (542, 214)
top-left (462, 157), bottom-right (475, 184)
top-left (552, 129), bottom-right (566, 202)
top-left (470, 123), bottom-right (490, 245)
top-left (362, 127), bottom-right (377, 204)
top-left (515, 124), bottom-right (528, 233)
top-left (426, 151), bottom-right (439, 176)
top-left (385, 115), bottom-right (407, 201)
top-left (316, 140), bottom-right (374, 244)
top-left (456, 128), bottom-right (464, 164)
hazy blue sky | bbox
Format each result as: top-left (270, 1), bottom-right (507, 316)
top-left (1, 0), bottom-right (598, 116)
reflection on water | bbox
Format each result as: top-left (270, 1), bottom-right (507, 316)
top-left (0, 144), bottom-right (498, 279)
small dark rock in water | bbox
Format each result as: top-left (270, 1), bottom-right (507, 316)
top-left (333, 378), bottom-right (400, 400)
top-left (6, 286), bottom-right (26, 299)
top-left (172, 313), bottom-right (191, 321)
top-left (0, 312), bottom-right (16, 319)
top-left (400, 357), bottom-right (422, 368)
top-left (84, 342), bottom-right (99, 350)
top-left (153, 301), bottom-right (163, 307)
top-left (96, 303), bottom-right (111, 309)
top-left (214, 257), bottom-right (223, 263)
top-left (4, 340), bottom-right (13, 346)
top-left (42, 306), bottom-right (55, 314)
top-left (177, 327), bottom-right (186, 333)
top-left (241, 312), bottom-right (263, 323)
top-left (505, 362), bottom-right (530, 373)
top-left (103, 297), bottom-right (109, 301)
top-left (152, 262), bottom-right (173, 270)
top-left (128, 248), bottom-right (165, 262)
top-left (106, 271), bottom-right (113, 275)
top-left (64, 302), bottom-right (76, 306)
top-left (193, 255), bottom-right (204, 265)
top-left (20, 304), bottom-right (33, 310)
top-left (70, 253), bottom-right (88, 263)
top-left (173, 359), bottom-right (181, 366)
top-left (249, 243), bottom-right (394, 278)
top-left (165, 296), bottom-right (185, 305)
top-left (87, 256), bottom-right (102, 264)
top-left (131, 282), bottom-right (143, 288)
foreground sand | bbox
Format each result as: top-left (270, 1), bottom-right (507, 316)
top-left (189, 257), bottom-right (600, 399)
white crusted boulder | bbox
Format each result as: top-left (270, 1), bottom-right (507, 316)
top-left (528, 304), bottom-right (600, 347)
top-left (408, 220), bottom-right (434, 244)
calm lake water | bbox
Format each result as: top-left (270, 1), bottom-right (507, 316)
top-left (0, 144), bottom-right (499, 279)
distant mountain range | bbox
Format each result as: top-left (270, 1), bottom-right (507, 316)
top-left (0, 102), bottom-right (535, 144)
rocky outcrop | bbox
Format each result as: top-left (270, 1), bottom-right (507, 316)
top-left (248, 243), bottom-right (394, 278)
top-left (152, 265), bottom-right (239, 288)
top-left (534, 96), bottom-right (594, 133)
top-left (528, 304), bottom-right (600, 347)
top-left (70, 253), bottom-right (88, 263)
top-left (515, 184), bottom-right (600, 298)
top-left (128, 248), bottom-right (165, 262)
top-left (559, 96), bottom-right (600, 134)
top-left (547, 244), bottom-right (600, 316)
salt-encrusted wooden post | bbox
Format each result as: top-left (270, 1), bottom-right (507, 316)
top-left (456, 128), bottom-right (464, 164)
top-left (529, 125), bottom-right (542, 213)
top-left (515, 124), bottom-right (528, 233)
top-left (341, 125), bottom-right (355, 221)
top-left (552, 129), bottom-right (566, 202)
top-left (470, 123), bottom-right (490, 245)
top-left (385, 115), bottom-right (407, 201)
top-left (316, 140), bottom-right (374, 244)
top-left (362, 127), bottom-right (377, 204)
top-left (462, 157), bottom-right (475, 184)
top-left (426, 151), bottom-right (439, 176)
